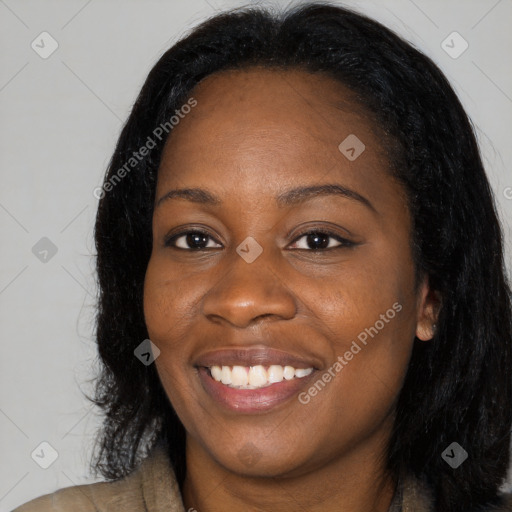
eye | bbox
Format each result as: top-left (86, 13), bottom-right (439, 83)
top-left (164, 230), bottom-right (222, 250)
top-left (288, 230), bottom-right (355, 251)
top-left (164, 228), bottom-right (355, 251)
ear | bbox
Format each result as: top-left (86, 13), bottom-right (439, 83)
top-left (415, 276), bottom-right (441, 341)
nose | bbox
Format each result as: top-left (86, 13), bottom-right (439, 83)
top-left (201, 248), bottom-right (297, 328)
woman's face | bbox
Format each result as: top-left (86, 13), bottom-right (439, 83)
top-left (144, 68), bottom-right (436, 478)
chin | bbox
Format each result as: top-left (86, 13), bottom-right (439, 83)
top-left (204, 439), bottom-right (321, 479)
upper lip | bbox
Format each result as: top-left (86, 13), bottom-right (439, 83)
top-left (194, 346), bottom-right (321, 370)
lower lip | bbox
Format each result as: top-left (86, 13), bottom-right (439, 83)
top-left (197, 367), bottom-right (316, 413)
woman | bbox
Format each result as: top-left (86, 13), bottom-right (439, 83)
top-left (14, 2), bottom-right (512, 511)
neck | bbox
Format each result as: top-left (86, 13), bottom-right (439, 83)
top-left (182, 433), bottom-right (397, 512)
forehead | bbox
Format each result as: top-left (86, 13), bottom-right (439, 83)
top-left (156, 67), bottom-right (398, 209)
top-left (164, 66), bottom-right (383, 153)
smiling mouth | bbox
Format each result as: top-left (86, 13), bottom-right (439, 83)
top-left (205, 364), bottom-right (314, 389)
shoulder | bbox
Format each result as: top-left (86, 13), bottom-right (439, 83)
top-left (11, 443), bottom-right (182, 512)
top-left (11, 464), bottom-right (147, 512)
top-left (12, 476), bottom-right (142, 512)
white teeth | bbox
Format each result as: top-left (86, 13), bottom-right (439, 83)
top-left (248, 365), bottom-right (267, 387)
top-left (211, 366), bottom-right (222, 382)
top-left (295, 368), bottom-right (313, 378)
top-left (208, 364), bottom-right (313, 389)
top-left (231, 365), bottom-right (248, 386)
top-left (283, 366), bottom-right (295, 380)
top-left (268, 365), bottom-right (284, 383)
top-left (221, 366), bottom-right (232, 385)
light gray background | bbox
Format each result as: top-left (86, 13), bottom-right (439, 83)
top-left (1, 0), bottom-right (511, 510)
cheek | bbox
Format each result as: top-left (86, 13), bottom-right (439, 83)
top-left (299, 258), bottom-right (416, 414)
top-left (294, 305), bottom-right (414, 459)
top-left (143, 258), bottom-right (201, 420)
top-left (143, 257), bottom-right (198, 342)
top-left (307, 252), bottom-right (414, 339)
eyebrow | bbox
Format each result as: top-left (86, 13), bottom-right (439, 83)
top-left (276, 184), bottom-right (376, 212)
top-left (156, 184), bottom-right (376, 213)
top-left (156, 187), bottom-right (221, 208)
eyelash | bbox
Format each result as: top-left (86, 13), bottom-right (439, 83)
top-left (164, 228), bottom-right (355, 251)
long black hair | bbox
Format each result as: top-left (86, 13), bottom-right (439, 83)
top-left (90, 3), bottom-right (512, 510)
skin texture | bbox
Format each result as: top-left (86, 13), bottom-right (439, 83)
top-left (143, 68), bottom-right (438, 512)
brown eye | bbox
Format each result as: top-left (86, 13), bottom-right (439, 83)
top-left (289, 230), bottom-right (355, 251)
top-left (165, 230), bottom-right (222, 250)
